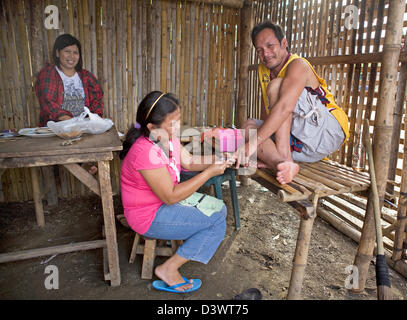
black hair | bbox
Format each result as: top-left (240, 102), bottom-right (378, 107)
top-left (251, 21), bottom-right (290, 52)
top-left (52, 34), bottom-right (83, 71)
top-left (120, 91), bottom-right (179, 159)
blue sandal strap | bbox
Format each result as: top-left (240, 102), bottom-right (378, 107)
top-left (167, 280), bottom-right (190, 290)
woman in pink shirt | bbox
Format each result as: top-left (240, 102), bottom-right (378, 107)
top-left (120, 91), bottom-right (234, 293)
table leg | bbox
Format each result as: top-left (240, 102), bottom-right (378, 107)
top-left (98, 160), bottom-right (121, 286)
top-left (29, 167), bottom-right (45, 227)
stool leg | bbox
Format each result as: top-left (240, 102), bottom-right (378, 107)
top-left (170, 240), bottom-right (178, 254)
top-left (141, 239), bottom-right (156, 279)
top-left (229, 174), bottom-right (241, 231)
top-left (129, 233), bottom-right (140, 263)
top-left (213, 179), bottom-right (223, 200)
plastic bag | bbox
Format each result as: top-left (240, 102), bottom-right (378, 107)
top-left (47, 107), bottom-right (114, 139)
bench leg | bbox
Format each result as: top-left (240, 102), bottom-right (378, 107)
top-left (287, 199), bottom-right (317, 300)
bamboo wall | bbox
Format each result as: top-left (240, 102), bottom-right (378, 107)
top-left (0, 0), bottom-right (241, 202)
top-left (247, 0), bottom-right (407, 264)
top-left (248, 0), bottom-right (407, 194)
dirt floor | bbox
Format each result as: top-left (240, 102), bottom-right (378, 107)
top-left (0, 177), bottom-right (406, 301)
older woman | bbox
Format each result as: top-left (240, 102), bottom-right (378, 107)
top-left (35, 33), bottom-right (103, 127)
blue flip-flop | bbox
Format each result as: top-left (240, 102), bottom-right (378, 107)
top-left (152, 276), bottom-right (202, 293)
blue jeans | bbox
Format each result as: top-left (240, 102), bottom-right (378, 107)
top-left (143, 203), bottom-right (227, 264)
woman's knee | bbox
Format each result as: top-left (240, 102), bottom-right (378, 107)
top-left (210, 205), bottom-right (227, 225)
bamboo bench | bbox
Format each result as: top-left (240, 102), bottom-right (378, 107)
top-left (252, 160), bottom-right (371, 299)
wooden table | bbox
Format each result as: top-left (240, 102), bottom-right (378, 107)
top-left (0, 127), bottom-right (122, 286)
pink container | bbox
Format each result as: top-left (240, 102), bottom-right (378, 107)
top-left (218, 129), bottom-right (245, 152)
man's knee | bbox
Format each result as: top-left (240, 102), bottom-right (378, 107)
top-left (242, 119), bottom-right (260, 142)
top-left (267, 77), bottom-right (283, 93)
top-left (267, 78), bottom-right (283, 105)
top-left (242, 118), bottom-right (259, 130)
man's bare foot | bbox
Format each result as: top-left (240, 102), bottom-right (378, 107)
top-left (155, 264), bottom-right (193, 292)
top-left (276, 161), bottom-right (299, 184)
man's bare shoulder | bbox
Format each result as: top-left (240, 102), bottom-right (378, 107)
top-left (285, 58), bottom-right (311, 75)
top-left (285, 57), bottom-right (318, 87)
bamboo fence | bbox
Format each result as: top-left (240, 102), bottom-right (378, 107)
top-left (0, 0), bottom-right (241, 202)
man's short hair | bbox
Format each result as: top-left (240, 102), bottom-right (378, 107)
top-left (251, 21), bottom-right (289, 52)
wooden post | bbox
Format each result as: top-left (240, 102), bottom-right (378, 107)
top-left (393, 59), bottom-right (407, 261)
top-left (29, 167), bottom-right (45, 227)
top-left (387, 35), bottom-right (407, 195)
top-left (98, 160), bottom-right (121, 286)
top-left (287, 195), bottom-right (318, 300)
top-left (353, 0), bottom-right (405, 292)
top-left (236, 0), bottom-right (253, 128)
top-left (236, 1), bottom-right (253, 186)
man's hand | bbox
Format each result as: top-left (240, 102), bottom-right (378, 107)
top-left (234, 140), bottom-right (258, 169)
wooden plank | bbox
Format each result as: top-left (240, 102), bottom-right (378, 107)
top-left (63, 163), bottom-right (101, 196)
top-left (0, 152), bottom-right (112, 169)
top-left (0, 128), bottom-right (122, 158)
top-left (30, 166), bottom-right (45, 227)
top-left (0, 240), bottom-right (106, 264)
top-left (41, 166), bottom-right (58, 207)
top-left (98, 160), bottom-right (120, 286)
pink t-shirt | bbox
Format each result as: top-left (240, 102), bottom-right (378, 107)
top-left (120, 136), bottom-right (181, 234)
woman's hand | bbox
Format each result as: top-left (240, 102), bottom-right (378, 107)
top-left (205, 157), bottom-right (235, 177)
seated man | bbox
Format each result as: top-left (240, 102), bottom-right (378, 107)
top-left (235, 21), bottom-right (349, 184)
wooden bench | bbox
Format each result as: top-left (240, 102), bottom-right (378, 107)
top-left (252, 160), bottom-right (371, 299)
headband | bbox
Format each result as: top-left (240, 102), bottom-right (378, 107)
top-left (145, 93), bottom-right (166, 121)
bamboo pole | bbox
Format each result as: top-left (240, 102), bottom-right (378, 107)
top-left (387, 36), bottom-right (407, 195)
top-left (170, 2), bottom-right (176, 95)
top-left (150, 1), bottom-right (156, 91)
top-left (287, 196), bottom-right (318, 300)
top-left (393, 63), bottom-right (407, 261)
top-left (192, 5), bottom-right (200, 126)
top-left (354, 0), bottom-right (405, 292)
top-left (179, 2), bottom-right (186, 124)
top-left (318, 206), bottom-right (407, 278)
top-left (185, 0), bottom-right (243, 9)
top-left (236, 1), bottom-right (252, 128)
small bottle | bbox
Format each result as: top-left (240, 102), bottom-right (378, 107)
top-left (352, 132), bottom-right (366, 171)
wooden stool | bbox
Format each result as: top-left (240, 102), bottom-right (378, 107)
top-left (129, 233), bottom-right (182, 279)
